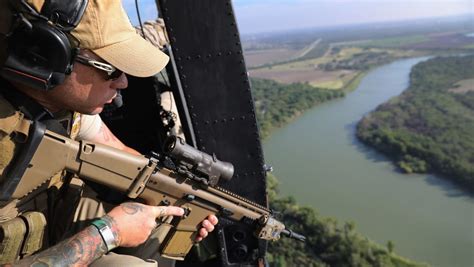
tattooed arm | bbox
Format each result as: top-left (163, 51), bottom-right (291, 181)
top-left (9, 202), bottom-right (215, 266)
top-left (107, 202), bottom-right (184, 247)
top-left (87, 119), bottom-right (141, 155)
top-left (9, 204), bottom-right (183, 266)
top-left (10, 216), bottom-right (117, 266)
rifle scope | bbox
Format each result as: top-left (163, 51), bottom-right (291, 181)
top-left (164, 136), bottom-right (234, 184)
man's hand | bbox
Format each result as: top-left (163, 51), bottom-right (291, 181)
top-left (196, 214), bottom-right (218, 242)
top-left (90, 122), bottom-right (219, 245)
top-left (106, 202), bottom-right (218, 247)
top-left (107, 202), bottom-right (184, 247)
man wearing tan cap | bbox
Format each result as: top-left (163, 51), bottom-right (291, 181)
top-left (0, 0), bottom-right (217, 266)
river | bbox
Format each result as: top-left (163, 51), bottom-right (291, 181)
top-left (263, 57), bottom-right (474, 267)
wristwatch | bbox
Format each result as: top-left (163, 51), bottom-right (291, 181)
top-left (91, 218), bottom-right (118, 252)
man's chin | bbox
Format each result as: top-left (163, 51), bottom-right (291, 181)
top-left (81, 106), bottom-right (103, 115)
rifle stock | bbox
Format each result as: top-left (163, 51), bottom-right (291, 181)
top-left (9, 128), bottom-right (305, 260)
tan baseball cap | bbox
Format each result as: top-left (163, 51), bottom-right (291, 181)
top-left (25, 0), bottom-right (169, 77)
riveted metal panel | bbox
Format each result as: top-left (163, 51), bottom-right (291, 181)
top-left (157, 1), bottom-right (268, 266)
top-left (158, 0), bottom-right (267, 207)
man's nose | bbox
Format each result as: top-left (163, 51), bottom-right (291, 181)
top-left (111, 73), bottom-right (128, 89)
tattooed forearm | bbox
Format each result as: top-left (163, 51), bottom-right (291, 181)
top-left (13, 226), bottom-right (108, 266)
top-left (121, 202), bottom-right (144, 215)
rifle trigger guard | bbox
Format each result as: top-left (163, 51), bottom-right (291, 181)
top-left (127, 157), bottom-right (158, 199)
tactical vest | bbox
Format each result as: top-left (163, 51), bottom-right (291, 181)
top-left (0, 86), bottom-right (80, 264)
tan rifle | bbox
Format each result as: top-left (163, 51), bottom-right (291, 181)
top-left (0, 122), bottom-right (305, 260)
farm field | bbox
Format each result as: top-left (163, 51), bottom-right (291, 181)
top-left (355, 32), bottom-right (474, 50)
top-left (250, 68), bottom-right (356, 89)
top-left (243, 16), bottom-right (474, 91)
top-left (244, 48), bottom-right (299, 67)
top-left (244, 38), bottom-right (326, 68)
top-left (408, 32), bottom-right (474, 49)
top-left (248, 46), bottom-right (420, 90)
top-left (448, 78), bottom-right (474, 94)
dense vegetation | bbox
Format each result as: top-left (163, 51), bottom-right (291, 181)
top-left (251, 78), bottom-right (344, 139)
top-left (357, 55), bottom-right (474, 192)
top-left (265, 174), bottom-right (427, 267)
top-left (319, 50), bottom-right (394, 71)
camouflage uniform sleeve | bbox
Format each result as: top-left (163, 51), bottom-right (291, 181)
top-left (135, 19), bottom-right (170, 49)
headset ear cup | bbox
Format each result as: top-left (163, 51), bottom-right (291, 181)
top-left (2, 21), bottom-right (73, 90)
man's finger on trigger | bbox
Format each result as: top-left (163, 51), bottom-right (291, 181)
top-left (154, 206), bottom-right (184, 217)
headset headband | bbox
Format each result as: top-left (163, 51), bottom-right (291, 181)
top-left (12, 0), bottom-right (88, 30)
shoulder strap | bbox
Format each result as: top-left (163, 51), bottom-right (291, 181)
top-left (0, 79), bottom-right (69, 136)
top-left (0, 79), bottom-right (67, 201)
top-left (0, 119), bottom-right (45, 201)
top-left (0, 95), bottom-right (29, 139)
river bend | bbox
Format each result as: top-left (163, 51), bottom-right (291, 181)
top-left (263, 57), bottom-right (474, 267)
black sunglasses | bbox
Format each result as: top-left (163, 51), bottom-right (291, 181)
top-left (75, 55), bottom-right (124, 80)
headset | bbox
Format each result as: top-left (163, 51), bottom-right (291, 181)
top-left (1, 0), bottom-right (88, 91)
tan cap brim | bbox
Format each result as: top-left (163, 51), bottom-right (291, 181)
top-left (93, 34), bottom-right (169, 78)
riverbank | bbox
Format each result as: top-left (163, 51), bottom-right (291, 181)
top-left (251, 57), bottom-right (410, 141)
top-left (356, 55), bottom-right (474, 193)
top-left (266, 174), bottom-right (429, 267)
top-left (251, 78), bottom-right (344, 139)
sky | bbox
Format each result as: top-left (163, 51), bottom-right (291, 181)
top-left (124, 0), bottom-right (474, 34)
